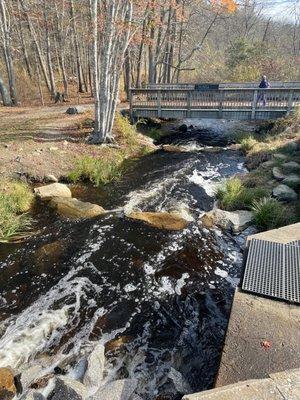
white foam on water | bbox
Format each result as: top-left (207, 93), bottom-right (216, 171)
top-left (175, 273), bottom-right (190, 295)
top-left (189, 169), bottom-right (220, 197)
top-left (0, 308), bottom-right (68, 368)
top-left (214, 267), bottom-right (228, 279)
top-left (124, 283), bottom-right (137, 293)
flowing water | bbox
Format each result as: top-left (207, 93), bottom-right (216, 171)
top-left (0, 131), bottom-right (246, 399)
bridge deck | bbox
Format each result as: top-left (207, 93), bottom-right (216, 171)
top-left (130, 86), bottom-right (300, 120)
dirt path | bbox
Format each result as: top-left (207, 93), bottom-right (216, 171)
top-left (0, 102), bottom-right (128, 181)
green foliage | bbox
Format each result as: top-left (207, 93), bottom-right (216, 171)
top-left (216, 178), bottom-right (267, 211)
top-left (240, 136), bottom-right (258, 153)
top-left (69, 155), bottom-right (123, 187)
top-left (143, 128), bottom-right (161, 141)
top-left (252, 197), bottom-right (291, 231)
top-left (0, 180), bottom-right (33, 242)
top-left (114, 113), bottom-right (138, 148)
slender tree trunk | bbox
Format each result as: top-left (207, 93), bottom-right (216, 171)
top-left (0, 74), bottom-right (12, 105)
top-left (0, 0), bottom-right (18, 105)
top-left (70, 0), bottom-right (86, 93)
top-left (44, 3), bottom-right (56, 98)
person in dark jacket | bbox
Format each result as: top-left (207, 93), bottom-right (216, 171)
top-left (258, 75), bottom-right (270, 106)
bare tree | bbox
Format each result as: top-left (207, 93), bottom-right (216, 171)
top-left (0, 0), bottom-right (18, 105)
top-left (89, 0), bottom-right (133, 143)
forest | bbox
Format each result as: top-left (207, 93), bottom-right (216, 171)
top-left (0, 0), bottom-right (299, 141)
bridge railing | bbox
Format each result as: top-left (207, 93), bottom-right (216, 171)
top-left (130, 87), bottom-right (300, 120)
top-left (144, 81), bottom-right (300, 90)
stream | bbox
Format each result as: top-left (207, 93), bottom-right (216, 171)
top-left (0, 127), bottom-right (246, 399)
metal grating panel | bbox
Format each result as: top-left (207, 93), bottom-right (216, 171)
top-left (242, 239), bottom-right (300, 303)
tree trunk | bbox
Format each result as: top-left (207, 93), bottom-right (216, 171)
top-left (70, 0), bottom-right (86, 93)
top-left (89, 0), bottom-right (133, 144)
top-left (0, 74), bottom-right (12, 106)
top-left (0, 0), bottom-right (18, 105)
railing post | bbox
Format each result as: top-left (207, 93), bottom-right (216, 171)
top-left (129, 89), bottom-right (133, 122)
top-left (252, 90), bottom-right (258, 120)
top-left (287, 89), bottom-right (293, 115)
top-left (157, 90), bottom-right (162, 118)
top-left (187, 90), bottom-right (192, 118)
top-left (219, 90), bottom-right (224, 119)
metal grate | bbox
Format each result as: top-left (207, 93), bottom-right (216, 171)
top-left (242, 239), bottom-right (300, 303)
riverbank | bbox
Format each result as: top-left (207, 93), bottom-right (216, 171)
top-left (0, 104), bottom-right (155, 241)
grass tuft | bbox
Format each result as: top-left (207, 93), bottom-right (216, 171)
top-left (69, 155), bottom-right (123, 187)
top-left (252, 197), bottom-right (292, 231)
top-left (216, 178), bottom-right (268, 211)
top-left (0, 180), bottom-right (34, 242)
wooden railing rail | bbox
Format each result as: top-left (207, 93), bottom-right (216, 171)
top-left (130, 87), bottom-right (300, 121)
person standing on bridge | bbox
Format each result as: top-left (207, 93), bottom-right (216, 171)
top-left (258, 75), bottom-right (270, 106)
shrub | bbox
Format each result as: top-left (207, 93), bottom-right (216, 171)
top-left (252, 197), bottom-right (291, 231)
top-left (69, 155), bottom-right (123, 186)
top-left (216, 178), bottom-right (267, 211)
top-left (0, 180), bottom-right (33, 242)
top-left (240, 136), bottom-right (257, 153)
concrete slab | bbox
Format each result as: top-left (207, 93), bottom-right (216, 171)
top-left (216, 289), bottom-right (300, 387)
top-left (247, 222), bottom-right (300, 245)
top-left (183, 379), bottom-right (283, 399)
top-left (182, 369), bottom-right (300, 400)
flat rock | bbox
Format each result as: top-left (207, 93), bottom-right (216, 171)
top-left (201, 146), bottom-right (223, 153)
top-left (44, 174), bottom-right (58, 183)
top-left (272, 167), bottom-right (285, 181)
top-left (282, 174), bottom-right (300, 188)
top-left (48, 377), bottom-right (87, 400)
top-left (282, 161), bottom-right (300, 171)
top-left (273, 153), bottom-right (287, 161)
top-left (83, 344), bottom-right (105, 388)
top-left (34, 183), bottom-right (71, 200)
top-left (128, 212), bottom-right (190, 231)
top-left (49, 197), bottom-right (106, 219)
top-left (0, 367), bottom-right (16, 400)
top-left (162, 145), bottom-right (188, 153)
top-left (261, 160), bottom-right (274, 169)
top-left (90, 379), bottom-right (137, 400)
top-left (272, 184), bottom-right (297, 202)
top-left (105, 336), bottom-right (132, 353)
top-left (201, 209), bottom-right (253, 233)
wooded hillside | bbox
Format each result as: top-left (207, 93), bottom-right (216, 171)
top-left (0, 0), bottom-right (299, 140)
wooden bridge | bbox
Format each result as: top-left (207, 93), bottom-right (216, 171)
top-left (130, 82), bottom-right (300, 121)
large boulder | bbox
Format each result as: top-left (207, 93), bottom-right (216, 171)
top-left (273, 184), bottom-right (297, 202)
top-left (83, 344), bottom-right (105, 388)
top-left (0, 367), bottom-right (16, 400)
top-left (34, 183), bottom-right (71, 200)
top-left (90, 379), bottom-right (137, 400)
top-left (282, 174), bottom-right (300, 188)
top-left (201, 209), bottom-right (253, 233)
top-left (49, 197), bottom-right (106, 219)
top-left (128, 212), bottom-right (190, 231)
top-left (272, 167), bottom-right (285, 181)
top-left (48, 377), bottom-right (87, 400)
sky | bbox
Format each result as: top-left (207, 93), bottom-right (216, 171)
top-left (260, 0), bottom-right (300, 21)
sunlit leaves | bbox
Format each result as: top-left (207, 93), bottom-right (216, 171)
top-left (211, 0), bottom-right (238, 13)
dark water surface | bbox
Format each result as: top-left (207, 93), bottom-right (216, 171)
top-left (0, 136), bottom-right (246, 399)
